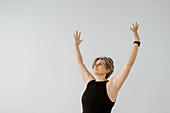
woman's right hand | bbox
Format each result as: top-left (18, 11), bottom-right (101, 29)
top-left (73, 30), bottom-right (83, 46)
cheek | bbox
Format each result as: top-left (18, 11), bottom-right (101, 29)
top-left (99, 67), bottom-right (104, 71)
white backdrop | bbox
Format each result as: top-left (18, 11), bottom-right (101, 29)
top-left (0, 0), bottom-right (170, 113)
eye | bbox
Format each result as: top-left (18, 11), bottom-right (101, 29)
top-left (99, 63), bottom-right (103, 66)
top-left (95, 63), bottom-right (103, 66)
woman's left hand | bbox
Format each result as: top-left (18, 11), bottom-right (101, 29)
top-left (130, 22), bottom-right (139, 33)
top-left (130, 22), bottom-right (140, 41)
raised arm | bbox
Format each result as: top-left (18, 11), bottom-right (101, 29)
top-left (110, 22), bottom-right (141, 90)
top-left (73, 31), bottom-right (95, 85)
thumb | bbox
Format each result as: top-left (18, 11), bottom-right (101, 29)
top-left (130, 27), bottom-right (133, 31)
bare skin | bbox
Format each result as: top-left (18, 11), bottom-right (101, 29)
top-left (73, 22), bottom-right (140, 102)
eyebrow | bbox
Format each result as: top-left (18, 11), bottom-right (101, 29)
top-left (96, 62), bottom-right (103, 65)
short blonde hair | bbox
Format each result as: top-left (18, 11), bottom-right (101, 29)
top-left (92, 56), bottom-right (114, 79)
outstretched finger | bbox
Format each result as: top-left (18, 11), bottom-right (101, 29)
top-left (136, 24), bottom-right (139, 29)
top-left (130, 27), bottom-right (134, 31)
top-left (79, 32), bottom-right (81, 38)
top-left (132, 22), bottom-right (134, 29)
top-left (135, 22), bottom-right (137, 27)
top-left (76, 31), bottom-right (78, 37)
top-left (73, 33), bottom-right (76, 39)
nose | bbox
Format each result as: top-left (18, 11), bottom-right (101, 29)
top-left (95, 64), bottom-right (99, 68)
top-left (94, 66), bottom-right (98, 70)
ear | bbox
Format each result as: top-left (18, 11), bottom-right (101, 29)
top-left (107, 68), bottom-right (110, 73)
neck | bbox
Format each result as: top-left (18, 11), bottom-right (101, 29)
top-left (95, 75), bottom-right (107, 81)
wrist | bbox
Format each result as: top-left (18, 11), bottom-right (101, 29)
top-left (135, 39), bottom-right (140, 42)
top-left (133, 41), bottom-right (141, 47)
top-left (75, 43), bottom-right (80, 47)
top-left (133, 33), bottom-right (140, 41)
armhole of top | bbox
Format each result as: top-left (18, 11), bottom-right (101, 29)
top-left (86, 79), bottom-right (95, 87)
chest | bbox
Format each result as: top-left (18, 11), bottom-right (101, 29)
top-left (82, 82), bottom-right (117, 103)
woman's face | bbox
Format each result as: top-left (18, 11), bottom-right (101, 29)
top-left (93, 59), bottom-right (108, 75)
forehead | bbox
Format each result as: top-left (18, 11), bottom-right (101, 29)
top-left (96, 59), bottom-right (104, 64)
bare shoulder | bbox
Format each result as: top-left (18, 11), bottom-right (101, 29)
top-left (107, 77), bottom-right (115, 85)
top-left (85, 74), bottom-right (95, 86)
top-left (107, 79), bottom-right (118, 91)
top-left (106, 77), bottom-right (119, 102)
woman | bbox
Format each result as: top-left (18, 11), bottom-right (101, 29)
top-left (73, 22), bottom-right (141, 113)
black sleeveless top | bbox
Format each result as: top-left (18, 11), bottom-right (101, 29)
top-left (81, 80), bottom-right (116, 113)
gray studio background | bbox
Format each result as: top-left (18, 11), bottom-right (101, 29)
top-left (0, 0), bottom-right (169, 113)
